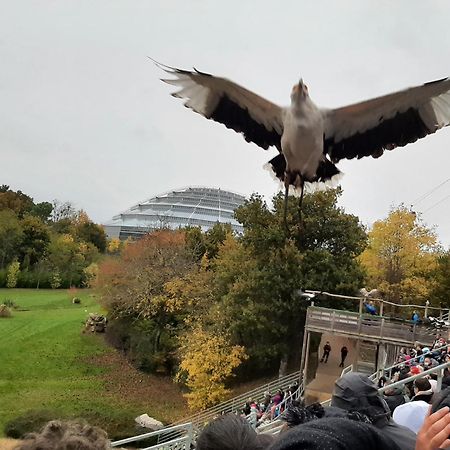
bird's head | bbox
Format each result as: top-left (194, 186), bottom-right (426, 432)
top-left (291, 78), bottom-right (309, 103)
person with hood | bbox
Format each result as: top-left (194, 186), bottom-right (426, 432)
top-left (330, 372), bottom-right (417, 450)
top-left (392, 378), bottom-right (433, 434)
top-left (383, 385), bottom-right (407, 413)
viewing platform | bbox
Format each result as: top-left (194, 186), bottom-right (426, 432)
top-left (305, 306), bottom-right (434, 347)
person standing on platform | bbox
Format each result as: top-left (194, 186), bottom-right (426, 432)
top-left (320, 341), bottom-right (331, 363)
top-left (339, 346), bottom-right (348, 367)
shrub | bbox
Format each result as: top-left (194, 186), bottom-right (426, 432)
top-left (6, 261), bottom-right (20, 288)
top-left (2, 299), bottom-right (17, 309)
top-left (0, 304), bottom-right (11, 318)
top-left (4, 410), bottom-right (60, 439)
top-left (50, 271), bottom-right (61, 289)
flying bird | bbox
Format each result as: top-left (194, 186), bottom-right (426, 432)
top-left (155, 61), bottom-right (450, 215)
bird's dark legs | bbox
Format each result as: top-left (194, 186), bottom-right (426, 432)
top-left (298, 177), bottom-right (305, 223)
top-left (284, 176), bottom-right (290, 237)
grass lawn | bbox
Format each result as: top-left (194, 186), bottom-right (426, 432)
top-left (0, 289), bottom-right (188, 439)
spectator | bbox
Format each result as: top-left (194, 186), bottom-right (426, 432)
top-left (364, 301), bottom-right (377, 315)
top-left (392, 377), bottom-right (432, 434)
top-left (411, 378), bottom-right (433, 403)
top-left (196, 414), bottom-right (273, 450)
top-left (320, 341), bottom-right (331, 363)
top-left (331, 372), bottom-right (416, 450)
top-left (384, 385), bottom-right (407, 414)
top-left (411, 311), bottom-right (420, 325)
top-left (268, 417), bottom-right (401, 450)
top-left (393, 401), bottom-right (430, 434)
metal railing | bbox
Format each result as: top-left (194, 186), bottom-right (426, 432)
top-left (306, 306), bottom-right (434, 346)
top-left (111, 422), bottom-right (193, 449)
top-left (378, 360), bottom-right (450, 394)
top-left (156, 370), bottom-right (302, 445)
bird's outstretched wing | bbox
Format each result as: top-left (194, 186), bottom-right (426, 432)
top-left (156, 61), bottom-right (284, 151)
top-left (323, 77), bottom-right (450, 162)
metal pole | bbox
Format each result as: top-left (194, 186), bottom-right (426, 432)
top-left (304, 331), bottom-right (311, 384)
top-left (299, 330), bottom-right (308, 384)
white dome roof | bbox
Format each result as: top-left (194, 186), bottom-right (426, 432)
top-left (104, 186), bottom-right (246, 239)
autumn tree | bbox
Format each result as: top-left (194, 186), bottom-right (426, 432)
top-left (360, 206), bottom-right (440, 304)
top-left (177, 325), bottom-right (247, 410)
top-left (97, 230), bottom-right (195, 371)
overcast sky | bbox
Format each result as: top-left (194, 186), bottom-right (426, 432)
top-left (2, 1), bottom-right (450, 246)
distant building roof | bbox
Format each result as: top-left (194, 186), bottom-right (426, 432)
top-left (104, 186), bottom-right (246, 239)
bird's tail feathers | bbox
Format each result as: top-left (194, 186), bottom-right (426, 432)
top-left (264, 154), bottom-right (342, 196)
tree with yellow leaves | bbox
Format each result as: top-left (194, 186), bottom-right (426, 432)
top-left (177, 324), bottom-right (247, 410)
top-left (360, 206), bottom-right (441, 304)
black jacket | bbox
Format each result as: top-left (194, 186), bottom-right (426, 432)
top-left (330, 372), bottom-right (417, 450)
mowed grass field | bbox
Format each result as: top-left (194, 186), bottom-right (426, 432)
top-left (0, 289), bottom-right (188, 439)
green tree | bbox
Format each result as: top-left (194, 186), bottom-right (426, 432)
top-left (19, 215), bottom-right (51, 269)
top-left (360, 206), bottom-right (440, 304)
top-left (429, 251), bottom-right (450, 307)
top-left (0, 210), bottom-right (23, 268)
top-left (29, 202), bottom-right (53, 222)
top-left (47, 234), bottom-right (96, 286)
top-left (217, 188), bottom-right (367, 372)
top-left (76, 221), bottom-right (107, 253)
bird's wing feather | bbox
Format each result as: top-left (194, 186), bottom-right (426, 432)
top-left (323, 77), bottom-right (450, 162)
top-left (157, 62), bottom-right (284, 151)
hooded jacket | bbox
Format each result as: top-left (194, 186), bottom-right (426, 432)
top-left (330, 372), bottom-right (416, 450)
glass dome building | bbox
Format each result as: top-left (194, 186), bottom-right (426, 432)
top-left (104, 187), bottom-right (246, 239)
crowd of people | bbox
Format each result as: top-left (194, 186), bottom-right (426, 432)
top-left (241, 382), bottom-right (300, 427)
top-left (198, 371), bottom-right (450, 450)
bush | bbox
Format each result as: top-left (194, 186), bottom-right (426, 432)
top-left (6, 261), bottom-right (20, 288)
top-left (0, 304), bottom-right (11, 318)
top-left (4, 410), bottom-right (60, 439)
top-left (2, 299), bottom-right (17, 309)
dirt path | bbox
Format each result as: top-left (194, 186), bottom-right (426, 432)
top-left (305, 333), bottom-right (357, 403)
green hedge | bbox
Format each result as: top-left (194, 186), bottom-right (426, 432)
top-left (0, 269), bottom-right (84, 289)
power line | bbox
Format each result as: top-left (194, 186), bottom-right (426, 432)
top-left (423, 193), bottom-right (450, 214)
top-left (412, 177), bottom-right (450, 207)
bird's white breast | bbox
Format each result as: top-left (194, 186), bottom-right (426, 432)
top-left (281, 100), bottom-right (324, 179)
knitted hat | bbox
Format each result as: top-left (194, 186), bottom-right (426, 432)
top-left (268, 418), bottom-right (400, 450)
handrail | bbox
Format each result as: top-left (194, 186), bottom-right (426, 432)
top-left (378, 361), bottom-right (450, 394)
top-left (305, 290), bottom-right (446, 312)
top-left (111, 422), bottom-right (193, 448)
top-left (156, 371), bottom-right (302, 445)
top-left (384, 343), bottom-right (449, 378)
top-left (172, 370), bottom-right (301, 426)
